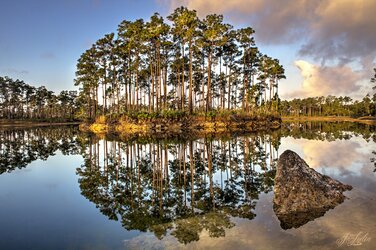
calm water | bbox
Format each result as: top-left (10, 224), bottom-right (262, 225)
top-left (0, 122), bottom-right (375, 250)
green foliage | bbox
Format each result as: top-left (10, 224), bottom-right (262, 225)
top-left (118, 110), bottom-right (189, 122)
top-left (75, 136), bottom-right (278, 244)
top-left (160, 109), bottom-right (187, 120)
top-left (74, 7), bottom-right (286, 119)
top-left (0, 126), bottom-right (80, 174)
top-left (206, 110), bottom-right (217, 119)
top-left (0, 76), bottom-right (79, 121)
top-left (280, 95), bottom-right (376, 117)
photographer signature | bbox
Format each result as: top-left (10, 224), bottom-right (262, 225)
top-left (336, 232), bottom-right (371, 247)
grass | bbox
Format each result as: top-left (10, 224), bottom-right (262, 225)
top-left (83, 111), bottom-right (281, 135)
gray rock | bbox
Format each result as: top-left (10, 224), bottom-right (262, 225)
top-left (273, 150), bottom-right (352, 229)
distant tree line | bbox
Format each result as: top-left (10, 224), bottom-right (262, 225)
top-left (281, 70), bottom-right (376, 117)
top-left (0, 76), bottom-right (79, 121)
top-left (75, 7), bottom-right (286, 120)
top-left (280, 94), bottom-right (376, 117)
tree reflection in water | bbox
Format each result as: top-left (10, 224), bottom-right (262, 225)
top-left (279, 121), bottom-right (376, 141)
top-left (76, 135), bottom-right (278, 244)
top-left (1, 122), bottom-right (374, 244)
top-left (76, 122), bottom-right (376, 244)
top-left (0, 126), bottom-right (83, 174)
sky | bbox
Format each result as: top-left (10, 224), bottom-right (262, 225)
top-left (0, 0), bottom-right (375, 99)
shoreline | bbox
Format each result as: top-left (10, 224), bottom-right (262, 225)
top-left (80, 114), bottom-right (282, 136)
top-left (2, 115), bottom-right (374, 131)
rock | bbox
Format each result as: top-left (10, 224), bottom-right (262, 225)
top-left (273, 150), bottom-right (352, 229)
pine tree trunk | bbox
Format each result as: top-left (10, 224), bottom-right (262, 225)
top-left (206, 47), bottom-right (212, 113)
top-left (188, 41), bottom-right (193, 114)
top-left (181, 43), bottom-right (185, 111)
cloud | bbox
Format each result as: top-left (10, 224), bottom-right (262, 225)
top-left (2, 68), bottom-right (29, 74)
top-left (288, 60), bottom-right (363, 98)
top-left (122, 188), bottom-right (376, 250)
top-left (40, 52), bottom-right (56, 60)
top-left (166, 0), bottom-right (376, 59)
top-left (162, 0), bottom-right (376, 98)
top-left (299, 139), bottom-right (363, 170)
top-left (298, 0), bottom-right (376, 63)
top-left (165, 0), bottom-right (320, 44)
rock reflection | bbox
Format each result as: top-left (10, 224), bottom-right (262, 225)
top-left (76, 121), bottom-right (375, 242)
top-left (76, 135), bottom-right (279, 244)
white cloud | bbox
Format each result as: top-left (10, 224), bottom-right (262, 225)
top-left (161, 0), bottom-right (376, 97)
top-left (299, 139), bottom-right (363, 170)
top-left (288, 60), bottom-right (363, 98)
top-left (165, 0), bottom-right (376, 60)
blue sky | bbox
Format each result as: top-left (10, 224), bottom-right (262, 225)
top-left (0, 0), bottom-right (167, 92)
top-left (1, 0), bottom-right (375, 99)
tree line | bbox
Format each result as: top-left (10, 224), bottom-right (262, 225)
top-left (280, 69), bottom-right (376, 117)
top-left (0, 76), bottom-right (79, 121)
top-left (280, 94), bottom-right (376, 117)
top-left (74, 7), bottom-right (286, 120)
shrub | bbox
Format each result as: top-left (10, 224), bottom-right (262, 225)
top-left (95, 115), bottom-right (106, 124)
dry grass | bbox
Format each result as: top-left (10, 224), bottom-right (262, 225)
top-left (116, 122), bottom-right (148, 133)
top-left (95, 115), bottom-right (106, 124)
top-left (84, 114), bottom-right (282, 135)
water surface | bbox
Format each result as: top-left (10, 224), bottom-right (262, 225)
top-left (0, 122), bottom-right (375, 249)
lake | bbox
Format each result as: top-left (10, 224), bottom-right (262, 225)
top-left (0, 122), bottom-right (375, 250)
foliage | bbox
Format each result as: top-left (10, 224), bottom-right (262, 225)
top-left (74, 7), bottom-right (286, 119)
top-left (0, 126), bottom-right (82, 174)
top-left (76, 136), bottom-right (276, 243)
top-left (280, 94), bottom-right (376, 117)
top-left (0, 76), bottom-right (79, 121)
top-left (1, 122), bottom-right (375, 243)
